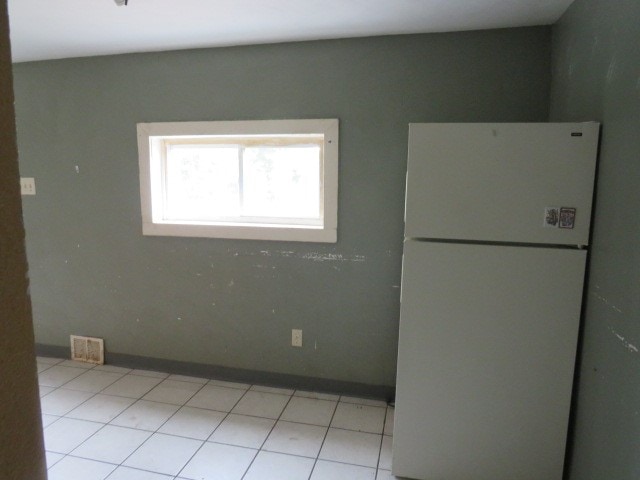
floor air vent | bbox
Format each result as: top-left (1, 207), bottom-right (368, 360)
top-left (70, 335), bottom-right (104, 364)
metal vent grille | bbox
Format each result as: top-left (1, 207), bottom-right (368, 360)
top-left (70, 335), bottom-right (104, 364)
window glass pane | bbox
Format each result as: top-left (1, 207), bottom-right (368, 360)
top-left (164, 145), bottom-right (239, 220)
top-left (242, 146), bottom-right (321, 219)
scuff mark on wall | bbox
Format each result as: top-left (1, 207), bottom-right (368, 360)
top-left (302, 252), bottom-right (342, 262)
top-left (301, 252), bottom-right (366, 263)
top-left (590, 35), bottom-right (599, 54)
top-left (228, 249), bottom-right (366, 263)
top-left (592, 290), bottom-right (623, 313)
top-left (605, 55), bottom-right (618, 82)
top-left (607, 326), bottom-right (638, 353)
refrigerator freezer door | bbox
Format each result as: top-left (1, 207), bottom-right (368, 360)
top-left (393, 240), bottom-right (586, 480)
top-left (404, 123), bottom-right (599, 245)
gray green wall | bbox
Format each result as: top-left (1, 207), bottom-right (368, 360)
top-left (0, 0), bottom-right (46, 477)
top-left (550, 1), bottom-right (640, 479)
top-left (14, 28), bottom-right (551, 389)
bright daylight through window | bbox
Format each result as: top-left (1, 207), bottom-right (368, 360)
top-left (137, 119), bottom-right (338, 242)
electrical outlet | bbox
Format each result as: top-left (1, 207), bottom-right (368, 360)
top-left (292, 329), bottom-right (302, 347)
top-left (20, 177), bottom-right (36, 195)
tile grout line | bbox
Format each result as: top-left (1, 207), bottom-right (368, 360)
top-left (237, 389), bottom-right (297, 480)
top-left (49, 363), bottom-right (196, 477)
top-left (172, 379), bottom-right (257, 479)
top-left (44, 363), bottom-right (113, 463)
top-left (52, 366), bottom-right (131, 421)
top-left (306, 394), bottom-right (341, 480)
top-left (41, 360), bottom-right (145, 476)
top-left (111, 375), bottom-right (211, 477)
top-left (374, 406), bottom-right (390, 478)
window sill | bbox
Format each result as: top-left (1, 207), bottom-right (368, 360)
top-left (142, 222), bottom-right (337, 243)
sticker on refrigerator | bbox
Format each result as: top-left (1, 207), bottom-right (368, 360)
top-left (559, 207), bottom-right (577, 229)
top-left (544, 207), bottom-right (560, 228)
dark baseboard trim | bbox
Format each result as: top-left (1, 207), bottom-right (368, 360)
top-left (37, 344), bottom-right (70, 359)
top-left (35, 343), bottom-right (395, 403)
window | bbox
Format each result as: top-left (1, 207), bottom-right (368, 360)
top-left (137, 119), bottom-right (338, 242)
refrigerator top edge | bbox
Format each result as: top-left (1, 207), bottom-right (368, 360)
top-left (407, 121), bottom-right (600, 129)
top-left (404, 122), bottom-right (599, 246)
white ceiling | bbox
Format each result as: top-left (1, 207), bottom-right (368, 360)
top-left (8, 0), bottom-right (575, 63)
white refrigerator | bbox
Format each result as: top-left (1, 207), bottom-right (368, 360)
top-left (392, 123), bottom-right (600, 480)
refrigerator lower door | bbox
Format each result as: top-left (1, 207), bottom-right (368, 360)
top-left (393, 240), bottom-right (586, 480)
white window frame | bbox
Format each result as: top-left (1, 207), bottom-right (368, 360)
top-left (137, 119), bottom-right (338, 243)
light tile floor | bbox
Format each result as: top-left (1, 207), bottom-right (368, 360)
top-left (37, 356), bottom-right (400, 480)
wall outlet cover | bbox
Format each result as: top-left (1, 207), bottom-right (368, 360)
top-left (292, 329), bottom-right (303, 347)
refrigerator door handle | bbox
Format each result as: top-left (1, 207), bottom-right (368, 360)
top-left (403, 170), bottom-right (409, 226)
top-left (399, 253), bottom-right (404, 304)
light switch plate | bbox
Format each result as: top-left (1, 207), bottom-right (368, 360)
top-left (20, 177), bottom-right (36, 195)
